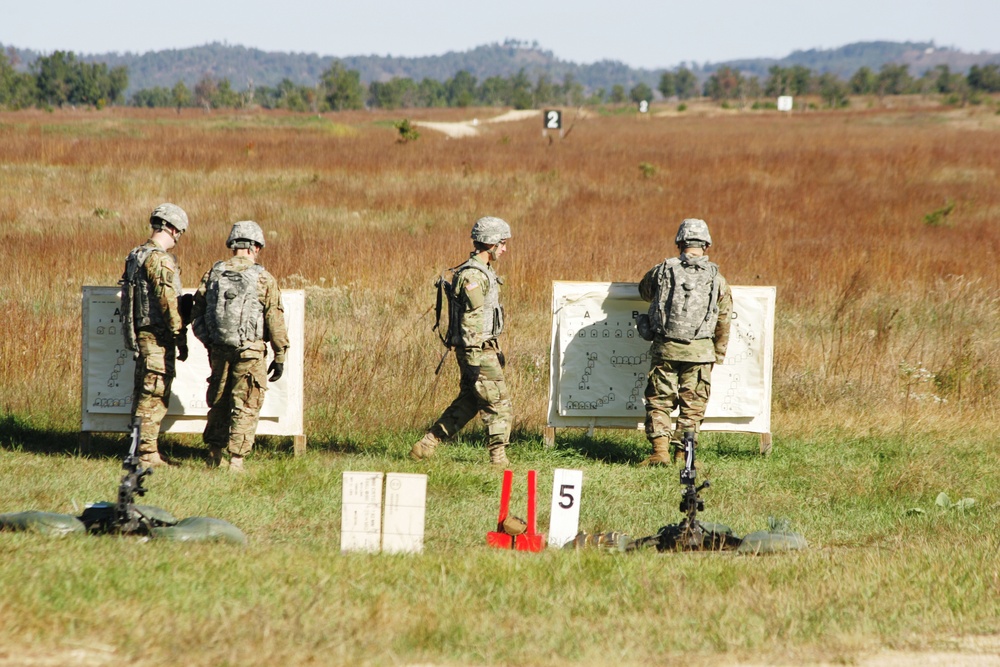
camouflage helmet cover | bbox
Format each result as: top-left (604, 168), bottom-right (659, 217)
top-left (227, 220), bottom-right (266, 249)
top-left (470, 216), bottom-right (511, 245)
top-left (675, 218), bottom-right (712, 248)
top-left (149, 203), bottom-right (189, 233)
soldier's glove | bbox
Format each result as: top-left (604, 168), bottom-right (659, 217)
top-left (461, 364), bottom-right (481, 385)
top-left (176, 330), bottom-right (189, 362)
top-left (268, 361), bottom-right (284, 382)
top-left (179, 293), bottom-right (194, 327)
top-left (501, 515), bottom-right (528, 536)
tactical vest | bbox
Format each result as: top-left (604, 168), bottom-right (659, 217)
top-left (449, 259), bottom-right (503, 348)
top-left (120, 244), bottom-right (178, 351)
top-left (647, 255), bottom-right (720, 342)
top-left (200, 261), bottom-right (266, 349)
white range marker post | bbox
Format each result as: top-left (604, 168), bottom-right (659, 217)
top-left (547, 468), bottom-right (584, 548)
top-left (340, 472), bottom-right (384, 553)
top-left (382, 473), bottom-right (428, 554)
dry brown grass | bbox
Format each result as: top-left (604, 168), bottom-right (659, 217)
top-left (0, 102), bottom-right (997, 441)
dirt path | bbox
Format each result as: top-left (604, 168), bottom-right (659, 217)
top-left (415, 109), bottom-right (541, 138)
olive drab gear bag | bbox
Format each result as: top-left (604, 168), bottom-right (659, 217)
top-left (433, 260), bottom-right (503, 351)
top-left (195, 262), bottom-right (266, 349)
top-left (120, 245), bottom-right (159, 352)
top-left (647, 255), bottom-right (720, 342)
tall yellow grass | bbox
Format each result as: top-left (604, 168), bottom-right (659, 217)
top-left (0, 103), bottom-right (997, 440)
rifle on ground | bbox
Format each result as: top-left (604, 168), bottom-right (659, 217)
top-left (675, 431), bottom-right (709, 549)
top-left (116, 417), bottom-right (153, 533)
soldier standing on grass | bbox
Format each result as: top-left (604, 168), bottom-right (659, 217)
top-left (638, 218), bottom-right (732, 465)
top-left (411, 216), bottom-right (514, 466)
top-left (120, 203), bottom-right (190, 468)
top-left (191, 221), bottom-right (288, 472)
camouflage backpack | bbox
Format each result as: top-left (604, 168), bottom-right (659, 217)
top-left (647, 255), bottom-right (720, 342)
top-left (120, 245), bottom-right (159, 352)
top-left (198, 262), bottom-right (266, 348)
top-left (433, 260), bottom-right (502, 350)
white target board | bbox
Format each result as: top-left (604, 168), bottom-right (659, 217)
top-left (382, 473), bottom-right (427, 554)
top-left (80, 286), bottom-right (304, 436)
top-left (341, 472), bottom-right (384, 553)
top-left (547, 281), bottom-right (774, 434)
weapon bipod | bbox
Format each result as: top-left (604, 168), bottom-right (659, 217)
top-left (630, 433), bottom-right (742, 552)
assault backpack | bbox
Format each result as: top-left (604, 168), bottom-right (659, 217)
top-left (433, 264), bottom-right (465, 351)
top-left (120, 245), bottom-right (158, 353)
top-left (647, 257), bottom-right (720, 342)
top-left (196, 262), bottom-right (266, 348)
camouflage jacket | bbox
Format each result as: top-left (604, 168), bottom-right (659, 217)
top-left (124, 239), bottom-right (183, 338)
top-left (190, 255), bottom-right (289, 363)
top-left (452, 254), bottom-right (504, 357)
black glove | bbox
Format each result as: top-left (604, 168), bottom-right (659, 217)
top-left (176, 330), bottom-right (189, 362)
top-left (268, 361), bottom-right (284, 382)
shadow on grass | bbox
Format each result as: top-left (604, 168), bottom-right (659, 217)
top-left (0, 413), bottom-right (203, 462)
top-left (552, 429), bottom-right (648, 464)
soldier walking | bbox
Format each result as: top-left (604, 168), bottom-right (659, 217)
top-left (191, 221), bottom-right (289, 472)
top-left (411, 216), bottom-right (514, 465)
top-left (120, 203), bottom-right (190, 467)
top-left (638, 218), bottom-right (732, 465)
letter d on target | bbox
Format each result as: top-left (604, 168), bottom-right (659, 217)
top-left (547, 468), bottom-right (583, 548)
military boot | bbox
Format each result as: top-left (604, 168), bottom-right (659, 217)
top-left (229, 456), bottom-right (245, 473)
top-left (410, 432), bottom-right (440, 461)
top-left (488, 444), bottom-right (510, 466)
top-left (207, 447), bottom-right (230, 469)
top-left (639, 437), bottom-right (673, 466)
top-left (139, 451), bottom-right (179, 468)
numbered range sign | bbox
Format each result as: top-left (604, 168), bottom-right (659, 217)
top-left (638, 100), bottom-right (649, 113)
top-left (777, 95), bottom-right (793, 112)
top-left (547, 468), bottom-right (583, 548)
top-left (544, 109), bottom-right (562, 130)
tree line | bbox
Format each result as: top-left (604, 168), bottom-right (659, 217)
top-left (3, 49), bottom-right (999, 112)
top-left (0, 50), bottom-right (128, 109)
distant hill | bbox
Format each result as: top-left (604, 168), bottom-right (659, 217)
top-left (3, 39), bottom-right (998, 95)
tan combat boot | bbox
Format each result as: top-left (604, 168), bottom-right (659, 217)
top-left (229, 456), bottom-right (245, 473)
top-left (639, 437), bottom-right (673, 466)
top-left (139, 451), bottom-right (178, 468)
top-left (207, 447), bottom-right (230, 469)
top-left (410, 432), bottom-right (440, 461)
top-left (488, 444), bottom-right (510, 466)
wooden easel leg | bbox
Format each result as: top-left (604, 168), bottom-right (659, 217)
top-left (79, 432), bottom-right (92, 456)
top-left (759, 432), bottom-right (772, 457)
top-left (543, 427), bottom-right (555, 448)
top-left (292, 435), bottom-right (307, 457)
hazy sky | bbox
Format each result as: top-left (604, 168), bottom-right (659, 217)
top-left (1, 0), bottom-right (995, 69)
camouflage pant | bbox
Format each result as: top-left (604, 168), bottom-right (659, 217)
top-left (644, 358), bottom-right (713, 444)
top-left (432, 344), bottom-right (512, 448)
top-left (204, 346), bottom-right (268, 457)
top-left (130, 331), bottom-right (176, 455)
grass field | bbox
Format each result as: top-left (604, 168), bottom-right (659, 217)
top-left (1, 98), bottom-right (999, 665)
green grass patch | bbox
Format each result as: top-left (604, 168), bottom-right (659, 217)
top-left (2, 421), bottom-right (998, 665)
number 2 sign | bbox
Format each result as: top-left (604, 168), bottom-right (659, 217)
top-left (547, 468), bottom-right (583, 547)
top-left (544, 109), bottom-right (562, 130)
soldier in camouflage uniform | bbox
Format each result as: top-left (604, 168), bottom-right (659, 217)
top-left (191, 221), bottom-right (289, 472)
top-left (411, 216), bottom-right (514, 465)
top-left (638, 218), bottom-right (732, 465)
top-left (121, 203), bottom-right (190, 467)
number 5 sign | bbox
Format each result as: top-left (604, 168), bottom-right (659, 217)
top-left (547, 468), bottom-right (583, 547)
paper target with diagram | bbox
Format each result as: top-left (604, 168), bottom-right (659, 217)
top-left (547, 281), bottom-right (774, 433)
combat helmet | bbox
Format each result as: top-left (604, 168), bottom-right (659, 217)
top-left (470, 216), bottom-right (511, 245)
top-left (674, 218), bottom-right (712, 249)
top-left (227, 220), bottom-right (266, 249)
top-left (150, 203), bottom-right (189, 234)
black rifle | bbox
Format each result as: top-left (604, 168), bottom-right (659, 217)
top-left (675, 431), bottom-right (709, 549)
top-left (116, 417), bottom-right (153, 533)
